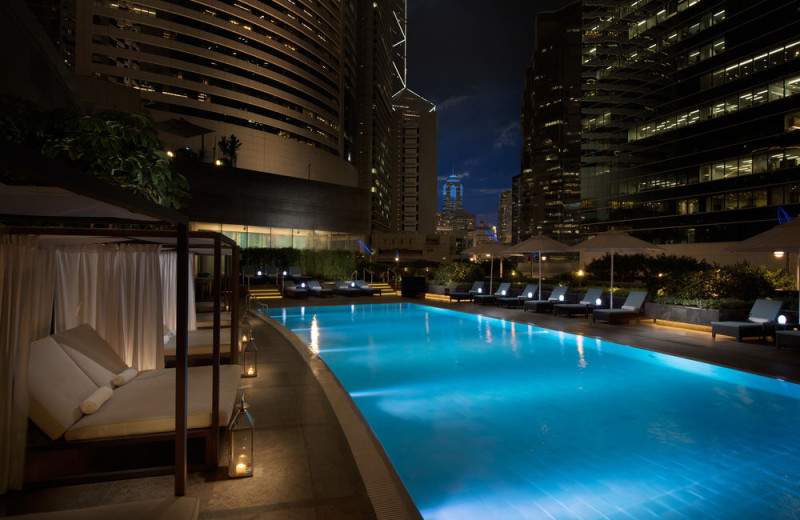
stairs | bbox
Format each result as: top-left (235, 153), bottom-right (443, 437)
top-left (371, 282), bottom-right (399, 296)
top-left (248, 287), bottom-right (282, 305)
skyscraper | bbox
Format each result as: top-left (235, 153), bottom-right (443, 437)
top-left (391, 88), bottom-right (437, 233)
top-left (580, 0), bottom-right (800, 242)
top-left (497, 189), bottom-right (513, 244)
top-left (442, 173), bottom-right (464, 220)
top-left (518, 2), bottom-right (582, 243)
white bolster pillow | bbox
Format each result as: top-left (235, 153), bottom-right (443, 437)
top-left (111, 367), bottom-right (138, 387)
top-left (79, 386), bottom-right (113, 415)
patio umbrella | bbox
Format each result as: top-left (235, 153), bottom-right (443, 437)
top-left (731, 219), bottom-right (800, 319)
top-left (571, 230), bottom-right (662, 308)
top-left (506, 235), bottom-right (570, 300)
top-left (462, 242), bottom-right (508, 294)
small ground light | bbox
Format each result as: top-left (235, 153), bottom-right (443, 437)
top-left (774, 251), bottom-right (785, 258)
top-left (215, 159), bottom-right (222, 166)
top-left (166, 151), bottom-right (174, 157)
top-left (778, 315), bottom-right (787, 325)
top-left (528, 292), bottom-right (533, 298)
top-left (596, 298), bottom-right (602, 306)
top-left (559, 294), bottom-right (565, 301)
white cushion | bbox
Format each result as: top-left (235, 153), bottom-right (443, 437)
top-left (749, 317), bottom-right (769, 323)
top-left (28, 336), bottom-right (99, 439)
top-left (112, 368), bottom-right (138, 387)
top-left (621, 305), bottom-right (637, 311)
top-left (80, 386), bottom-right (113, 414)
top-left (53, 324), bottom-right (128, 376)
top-left (61, 345), bottom-right (117, 388)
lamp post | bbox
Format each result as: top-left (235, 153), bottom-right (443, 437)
top-left (228, 394), bottom-right (254, 478)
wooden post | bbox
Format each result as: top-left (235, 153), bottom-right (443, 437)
top-left (175, 223), bottom-right (189, 496)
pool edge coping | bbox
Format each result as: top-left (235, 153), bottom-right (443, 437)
top-left (252, 310), bottom-right (424, 520)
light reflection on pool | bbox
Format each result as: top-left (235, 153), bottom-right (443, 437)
top-left (268, 303), bottom-right (800, 520)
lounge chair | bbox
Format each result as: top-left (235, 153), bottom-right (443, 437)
top-left (553, 288), bottom-right (604, 318)
top-left (287, 265), bottom-right (311, 284)
top-left (592, 290), bottom-right (648, 324)
top-left (354, 279), bottom-right (382, 296)
top-left (474, 282), bottom-right (512, 305)
top-left (523, 285), bottom-right (568, 312)
top-left (496, 284), bottom-right (538, 308)
top-left (711, 299), bottom-right (783, 342)
top-left (776, 330), bottom-right (800, 350)
top-left (283, 281), bottom-right (309, 298)
top-left (307, 280), bottom-right (333, 297)
top-left (333, 280), bottom-right (362, 296)
top-left (449, 281), bottom-right (484, 302)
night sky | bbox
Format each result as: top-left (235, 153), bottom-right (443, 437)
top-left (406, 0), bottom-right (574, 226)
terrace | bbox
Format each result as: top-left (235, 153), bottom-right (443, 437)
top-left (2, 292), bottom-right (798, 519)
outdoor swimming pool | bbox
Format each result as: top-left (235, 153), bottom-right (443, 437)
top-left (268, 303), bottom-right (800, 520)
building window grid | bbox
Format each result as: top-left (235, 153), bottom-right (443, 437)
top-left (631, 73), bottom-right (800, 141)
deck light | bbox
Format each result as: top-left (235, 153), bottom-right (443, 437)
top-left (215, 159), bottom-right (222, 166)
top-left (228, 394), bottom-right (254, 478)
top-left (774, 251), bottom-right (785, 258)
top-left (501, 290), bottom-right (506, 295)
top-left (528, 292), bottom-right (533, 298)
top-left (778, 315), bottom-right (787, 325)
top-left (257, 270), bottom-right (262, 276)
top-left (243, 337), bottom-right (258, 377)
top-left (596, 297), bottom-right (602, 306)
top-left (166, 150), bottom-right (174, 157)
top-left (559, 294), bottom-right (564, 301)
top-left (477, 288), bottom-right (482, 294)
top-left (301, 282), bottom-right (306, 288)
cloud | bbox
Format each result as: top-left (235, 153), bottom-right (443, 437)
top-left (493, 121), bottom-right (519, 150)
top-left (437, 171), bottom-right (470, 182)
top-left (436, 94), bottom-right (471, 112)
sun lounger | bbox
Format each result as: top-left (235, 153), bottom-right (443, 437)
top-left (354, 280), bottom-right (381, 296)
top-left (307, 280), bottom-right (333, 297)
top-left (711, 299), bottom-right (783, 342)
top-left (474, 282), bottom-right (512, 305)
top-left (287, 265), bottom-right (311, 284)
top-left (284, 281), bottom-right (309, 298)
top-left (449, 281), bottom-right (484, 302)
top-left (334, 280), bottom-right (362, 296)
top-left (553, 288), bottom-right (604, 318)
top-left (496, 284), bottom-right (538, 308)
top-left (523, 285), bottom-right (568, 312)
top-left (776, 330), bottom-right (800, 349)
top-left (592, 291), bottom-right (648, 324)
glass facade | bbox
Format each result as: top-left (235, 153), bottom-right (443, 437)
top-left (580, 0), bottom-right (800, 243)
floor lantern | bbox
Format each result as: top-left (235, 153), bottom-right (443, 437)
top-left (228, 394), bottom-right (254, 478)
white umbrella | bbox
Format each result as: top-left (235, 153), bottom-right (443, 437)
top-left (506, 235), bottom-right (570, 300)
top-left (731, 219), bottom-right (800, 319)
top-left (462, 242), bottom-right (508, 294)
top-left (571, 230), bottom-right (662, 308)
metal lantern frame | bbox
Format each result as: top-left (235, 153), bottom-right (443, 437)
top-left (228, 394), bottom-right (254, 478)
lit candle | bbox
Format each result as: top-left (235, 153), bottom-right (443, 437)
top-left (247, 367), bottom-right (254, 376)
top-left (236, 462), bottom-right (247, 475)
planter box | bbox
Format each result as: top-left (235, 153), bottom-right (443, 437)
top-left (643, 303), bottom-right (749, 326)
top-left (426, 284), bottom-right (450, 295)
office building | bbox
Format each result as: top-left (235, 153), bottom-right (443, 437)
top-left (518, 2), bottom-right (582, 243)
top-left (391, 88), bottom-right (437, 233)
top-left (580, 0), bottom-right (800, 242)
top-left (441, 173), bottom-right (464, 221)
top-left (497, 189), bottom-right (513, 244)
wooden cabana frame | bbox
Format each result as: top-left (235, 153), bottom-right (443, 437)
top-left (0, 141), bottom-right (234, 496)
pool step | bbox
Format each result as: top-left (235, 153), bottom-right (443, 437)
top-left (371, 282), bottom-right (399, 296)
top-left (248, 287), bottom-right (283, 301)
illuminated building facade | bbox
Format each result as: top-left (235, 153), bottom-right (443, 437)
top-left (441, 173), bottom-right (464, 220)
top-left (580, 0), bottom-right (800, 242)
top-left (497, 189), bottom-right (513, 244)
top-left (518, 2), bottom-right (582, 243)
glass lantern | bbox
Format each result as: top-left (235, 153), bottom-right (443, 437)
top-left (238, 315), bottom-right (252, 352)
top-left (243, 337), bottom-right (258, 377)
top-left (228, 394), bottom-right (254, 478)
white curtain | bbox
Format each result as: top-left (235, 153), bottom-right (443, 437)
top-left (159, 250), bottom-right (197, 332)
top-left (54, 244), bottom-right (164, 370)
top-left (0, 236), bottom-right (55, 492)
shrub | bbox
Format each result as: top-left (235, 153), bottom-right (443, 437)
top-left (432, 262), bottom-right (484, 286)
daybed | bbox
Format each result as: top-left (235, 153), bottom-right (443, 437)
top-left (473, 282), bottom-right (511, 305)
top-left (163, 328), bottom-right (232, 359)
top-left (307, 280), bottom-right (333, 297)
top-left (449, 281), bottom-right (484, 303)
top-left (495, 284), bottom-right (538, 308)
top-left (523, 285), bottom-right (568, 313)
top-left (26, 324), bottom-right (241, 483)
top-left (553, 288), bottom-right (604, 318)
top-left (592, 291), bottom-right (648, 324)
top-left (711, 299), bottom-right (783, 342)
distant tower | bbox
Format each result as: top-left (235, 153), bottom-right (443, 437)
top-left (442, 173), bottom-right (463, 220)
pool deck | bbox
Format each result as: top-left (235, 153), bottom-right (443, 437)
top-left (2, 294), bottom-right (798, 519)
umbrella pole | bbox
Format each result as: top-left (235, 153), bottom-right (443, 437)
top-left (490, 256), bottom-right (494, 293)
top-left (538, 252), bottom-right (543, 300)
top-left (610, 250), bottom-right (615, 309)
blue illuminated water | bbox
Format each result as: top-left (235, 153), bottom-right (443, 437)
top-left (268, 303), bottom-right (800, 520)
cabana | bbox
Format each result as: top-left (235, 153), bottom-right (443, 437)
top-left (0, 142), bottom-right (238, 496)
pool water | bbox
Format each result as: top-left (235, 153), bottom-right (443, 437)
top-left (269, 303), bottom-right (800, 520)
